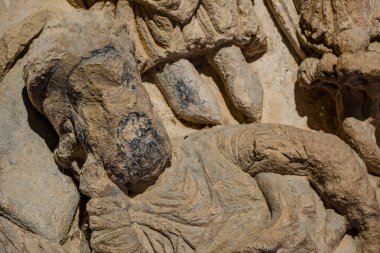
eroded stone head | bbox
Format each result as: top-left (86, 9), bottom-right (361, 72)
top-left (23, 9), bottom-right (171, 191)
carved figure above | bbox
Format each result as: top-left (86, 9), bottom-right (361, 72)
top-left (266, 0), bottom-right (379, 58)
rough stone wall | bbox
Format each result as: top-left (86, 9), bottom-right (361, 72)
top-left (0, 0), bottom-right (379, 252)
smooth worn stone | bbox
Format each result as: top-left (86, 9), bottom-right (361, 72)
top-left (0, 59), bottom-right (80, 243)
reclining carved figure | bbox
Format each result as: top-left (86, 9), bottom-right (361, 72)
top-left (20, 6), bottom-right (380, 253)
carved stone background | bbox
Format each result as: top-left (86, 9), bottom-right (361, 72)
top-left (0, 0), bottom-right (379, 253)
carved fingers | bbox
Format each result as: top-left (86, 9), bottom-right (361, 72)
top-left (129, 0), bottom-right (266, 125)
top-left (298, 57), bottom-right (320, 86)
top-left (342, 117), bottom-right (380, 176)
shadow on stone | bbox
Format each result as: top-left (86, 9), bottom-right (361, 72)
top-left (194, 57), bottom-right (249, 124)
top-left (22, 86), bottom-right (58, 152)
top-left (294, 82), bottom-right (340, 134)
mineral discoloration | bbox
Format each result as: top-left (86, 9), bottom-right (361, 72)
top-left (116, 112), bottom-right (168, 183)
top-left (175, 79), bottom-right (196, 109)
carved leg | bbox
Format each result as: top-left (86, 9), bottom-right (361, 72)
top-left (342, 118), bottom-right (380, 176)
top-left (208, 45), bottom-right (263, 122)
top-left (153, 59), bottom-right (223, 125)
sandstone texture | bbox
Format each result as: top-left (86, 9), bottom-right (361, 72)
top-left (0, 42), bottom-right (80, 251)
top-left (0, 0), bottom-right (379, 253)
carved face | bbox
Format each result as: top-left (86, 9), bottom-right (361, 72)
top-left (20, 6), bottom-right (172, 191)
top-left (65, 46), bottom-right (172, 187)
top-left (24, 44), bottom-right (172, 189)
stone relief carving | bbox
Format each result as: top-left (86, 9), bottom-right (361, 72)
top-left (266, 0), bottom-right (380, 176)
top-left (0, 0), bottom-right (379, 253)
top-left (75, 0), bottom-right (266, 124)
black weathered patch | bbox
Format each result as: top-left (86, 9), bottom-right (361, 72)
top-left (72, 114), bottom-right (90, 152)
top-left (122, 61), bottom-right (138, 90)
top-left (115, 112), bottom-right (167, 183)
top-left (81, 44), bottom-right (117, 63)
top-left (175, 79), bottom-right (195, 109)
top-left (108, 163), bottom-right (128, 181)
top-left (77, 128), bottom-right (89, 151)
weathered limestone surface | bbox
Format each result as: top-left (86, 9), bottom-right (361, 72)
top-left (0, 59), bottom-right (80, 248)
top-left (0, 0), bottom-right (379, 252)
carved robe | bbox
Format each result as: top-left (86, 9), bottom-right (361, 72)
top-left (126, 0), bottom-right (266, 72)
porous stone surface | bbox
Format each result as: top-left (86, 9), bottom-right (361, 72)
top-left (1, 0), bottom-right (379, 252)
top-left (0, 55), bottom-right (80, 247)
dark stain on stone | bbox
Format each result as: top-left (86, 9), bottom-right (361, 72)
top-left (108, 164), bottom-right (127, 181)
top-left (115, 112), bottom-right (167, 182)
top-left (71, 113), bottom-right (90, 152)
top-left (80, 44), bottom-right (116, 63)
top-left (175, 79), bottom-right (195, 109)
top-left (122, 61), bottom-right (137, 90)
top-left (22, 87), bottom-right (58, 152)
top-left (66, 87), bottom-right (82, 109)
top-left (77, 128), bottom-right (89, 151)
